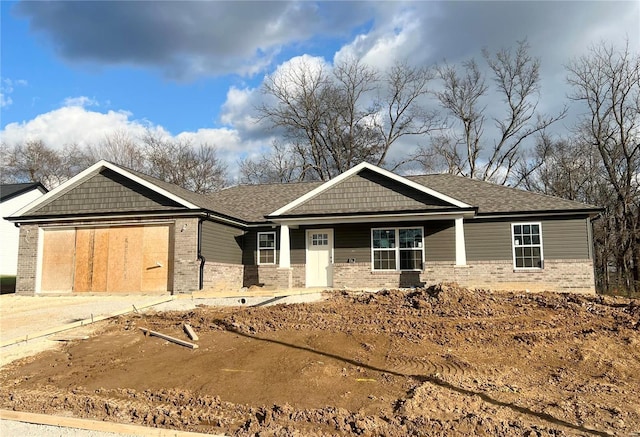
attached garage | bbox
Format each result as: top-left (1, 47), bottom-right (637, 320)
top-left (39, 225), bottom-right (172, 293)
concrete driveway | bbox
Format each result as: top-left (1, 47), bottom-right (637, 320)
top-left (0, 293), bottom-right (175, 367)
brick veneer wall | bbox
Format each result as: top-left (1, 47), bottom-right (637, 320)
top-left (15, 224), bottom-right (39, 295)
top-left (172, 218), bottom-right (200, 293)
top-left (206, 260), bottom-right (595, 294)
top-left (331, 260), bottom-right (596, 294)
top-left (202, 262), bottom-right (244, 291)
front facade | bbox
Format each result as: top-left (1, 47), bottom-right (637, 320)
top-left (8, 161), bottom-right (601, 295)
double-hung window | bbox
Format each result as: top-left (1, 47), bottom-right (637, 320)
top-left (257, 232), bottom-right (276, 265)
top-left (512, 223), bottom-right (543, 269)
top-left (372, 227), bottom-right (424, 271)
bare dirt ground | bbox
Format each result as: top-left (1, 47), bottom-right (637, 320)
top-left (1, 284), bottom-right (639, 436)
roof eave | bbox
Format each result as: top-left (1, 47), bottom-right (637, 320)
top-left (474, 208), bottom-right (603, 219)
top-left (267, 208), bottom-right (477, 226)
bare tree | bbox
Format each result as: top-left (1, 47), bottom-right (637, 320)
top-left (519, 136), bottom-right (605, 202)
top-left (142, 132), bottom-right (227, 194)
top-left (239, 141), bottom-right (304, 184)
top-left (2, 140), bottom-right (88, 189)
top-left (258, 57), bottom-right (437, 180)
top-left (417, 40), bottom-right (567, 186)
top-left (86, 130), bottom-right (145, 172)
top-left (566, 41), bottom-right (640, 292)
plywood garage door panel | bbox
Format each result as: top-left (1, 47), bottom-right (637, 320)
top-left (141, 225), bottom-right (171, 292)
top-left (91, 228), bottom-right (110, 292)
top-left (106, 226), bottom-right (144, 292)
top-left (41, 229), bottom-right (76, 292)
top-left (73, 228), bottom-right (95, 292)
top-left (40, 225), bottom-right (171, 293)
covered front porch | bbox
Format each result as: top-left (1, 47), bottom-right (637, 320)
top-left (268, 214), bottom-right (472, 290)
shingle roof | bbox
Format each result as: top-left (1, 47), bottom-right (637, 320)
top-left (0, 183), bottom-right (47, 202)
top-left (14, 161), bottom-right (598, 223)
top-left (406, 174), bottom-right (599, 215)
top-left (202, 173), bottom-right (599, 223)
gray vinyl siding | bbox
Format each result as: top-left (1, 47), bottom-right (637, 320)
top-left (542, 218), bottom-right (590, 259)
top-left (335, 225), bottom-right (371, 264)
top-left (425, 221), bottom-right (455, 262)
top-left (465, 221), bottom-right (513, 261)
top-left (29, 169), bottom-right (183, 216)
top-left (465, 217), bottom-right (592, 262)
top-left (241, 216), bottom-right (591, 267)
top-left (201, 221), bottom-right (244, 264)
top-left (290, 229), bottom-right (306, 264)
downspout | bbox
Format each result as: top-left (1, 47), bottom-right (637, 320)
top-left (197, 217), bottom-right (205, 290)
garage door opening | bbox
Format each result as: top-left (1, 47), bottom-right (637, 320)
top-left (39, 225), bottom-right (173, 293)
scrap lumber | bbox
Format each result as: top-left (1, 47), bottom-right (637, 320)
top-left (140, 327), bottom-right (198, 349)
top-left (183, 323), bottom-right (199, 341)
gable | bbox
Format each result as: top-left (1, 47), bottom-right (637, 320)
top-left (22, 169), bottom-right (185, 217)
top-left (286, 168), bottom-right (456, 216)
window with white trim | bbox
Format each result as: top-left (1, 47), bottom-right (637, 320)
top-left (512, 223), bottom-right (543, 268)
top-left (257, 232), bottom-right (276, 264)
top-left (372, 227), bottom-right (424, 271)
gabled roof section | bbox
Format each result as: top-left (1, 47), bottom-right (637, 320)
top-left (10, 160), bottom-right (201, 218)
top-left (0, 183), bottom-right (47, 202)
top-left (268, 162), bottom-right (472, 218)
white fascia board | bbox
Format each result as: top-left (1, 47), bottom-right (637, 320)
top-left (269, 162), bottom-right (471, 217)
top-left (9, 160), bottom-right (199, 217)
top-left (271, 210), bottom-right (476, 226)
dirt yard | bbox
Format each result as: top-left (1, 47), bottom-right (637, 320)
top-left (1, 284), bottom-right (639, 436)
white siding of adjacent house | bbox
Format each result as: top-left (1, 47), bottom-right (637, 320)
top-left (1, 190), bottom-right (46, 275)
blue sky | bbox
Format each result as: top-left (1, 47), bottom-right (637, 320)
top-left (1, 1), bottom-right (639, 176)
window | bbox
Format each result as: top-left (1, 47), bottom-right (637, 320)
top-left (258, 232), bottom-right (276, 264)
top-left (512, 223), bottom-right (543, 269)
top-left (372, 227), bottom-right (423, 271)
top-left (311, 233), bottom-right (329, 246)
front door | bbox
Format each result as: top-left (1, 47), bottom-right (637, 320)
top-left (306, 229), bottom-right (333, 287)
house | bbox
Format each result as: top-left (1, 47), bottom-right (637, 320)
top-left (6, 160), bottom-right (601, 295)
top-left (1, 183), bottom-right (48, 279)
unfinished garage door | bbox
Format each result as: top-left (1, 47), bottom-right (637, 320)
top-left (40, 225), bottom-right (172, 293)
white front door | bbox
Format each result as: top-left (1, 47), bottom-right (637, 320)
top-left (306, 229), bottom-right (333, 287)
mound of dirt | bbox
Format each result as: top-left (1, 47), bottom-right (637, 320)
top-left (1, 284), bottom-right (638, 436)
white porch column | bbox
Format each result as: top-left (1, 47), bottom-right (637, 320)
top-left (455, 217), bottom-right (467, 266)
top-left (279, 224), bottom-right (291, 268)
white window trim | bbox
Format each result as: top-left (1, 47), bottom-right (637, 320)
top-left (371, 226), bottom-right (425, 272)
top-left (257, 231), bottom-right (277, 265)
top-left (511, 222), bottom-right (544, 270)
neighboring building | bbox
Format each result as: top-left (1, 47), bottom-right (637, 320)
top-left (1, 183), bottom-right (48, 277)
top-left (6, 160), bottom-right (601, 295)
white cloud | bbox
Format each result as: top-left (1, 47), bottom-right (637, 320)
top-left (335, 7), bottom-right (428, 71)
top-left (62, 96), bottom-right (100, 108)
top-left (0, 104), bottom-right (269, 180)
top-left (0, 94), bottom-right (12, 108)
top-left (1, 78), bottom-right (28, 109)
top-left (0, 106), bottom-right (149, 147)
top-left (220, 86), bottom-right (262, 132)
